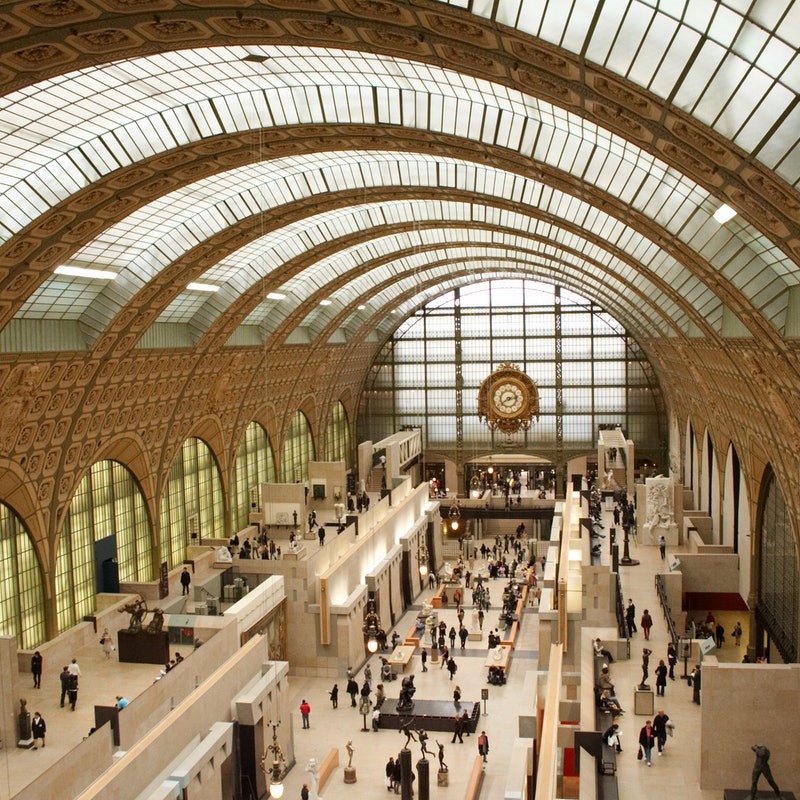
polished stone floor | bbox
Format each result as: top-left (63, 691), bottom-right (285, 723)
top-left (0, 498), bottom-right (749, 800)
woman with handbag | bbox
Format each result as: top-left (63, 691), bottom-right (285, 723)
top-left (638, 720), bottom-right (655, 765)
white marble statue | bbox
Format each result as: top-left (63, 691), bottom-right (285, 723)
top-left (471, 608), bottom-right (479, 633)
top-left (642, 476), bottom-right (678, 545)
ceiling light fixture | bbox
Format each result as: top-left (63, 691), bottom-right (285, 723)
top-left (55, 265), bottom-right (116, 280)
top-left (260, 721), bottom-right (287, 798)
top-left (320, 299), bottom-right (332, 306)
top-left (187, 282), bottom-right (220, 292)
top-left (362, 593), bottom-right (384, 654)
top-left (266, 292), bottom-right (286, 300)
top-left (713, 203), bottom-right (737, 223)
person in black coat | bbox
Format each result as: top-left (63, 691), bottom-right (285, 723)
top-left (655, 659), bottom-right (668, 696)
top-left (451, 714), bottom-right (463, 743)
top-left (59, 665), bottom-right (70, 708)
top-left (32, 712), bottom-right (46, 749)
top-left (346, 677), bottom-right (359, 707)
top-left (31, 651), bottom-right (43, 689)
top-left (329, 683), bottom-right (338, 709)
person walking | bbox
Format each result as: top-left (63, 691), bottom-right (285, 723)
top-left (68, 658), bottom-right (82, 678)
top-left (690, 665), bottom-right (701, 705)
top-left (447, 657), bottom-right (458, 681)
top-left (638, 720), bottom-right (655, 766)
top-left (180, 567), bottom-right (191, 595)
top-left (658, 535), bottom-right (666, 559)
top-left (30, 651), bottom-right (42, 689)
top-left (67, 671), bottom-right (79, 711)
top-left (346, 677), bottom-right (358, 707)
top-left (59, 665), bottom-right (70, 708)
top-left (451, 713), bottom-right (463, 744)
top-left (655, 659), bottom-right (668, 696)
top-left (453, 685), bottom-right (461, 705)
top-left (100, 628), bottom-right (114, 659)
top-left (652, 709), bottom-right (670, 755)
top-left (329, 683), bottom-right (339, 709)
top-left (31, 712), bottom-right (46, 749)
top-left (301, 783), bottom-right (310, 800)
top-left (640, 609), bottom-right (653, 641)
top-left (440, 645), bottom-right (449, 668)
top-left (459, 626), bottom-right (468, 650)
top-left (448, 626), bottom-right (456, 650)
top-left (364, 662), bottom-right (373, 689)
top-left (421, 647), bottom-right (428, 672)
top-left (299, 699), bottom-right (311, 729)
top-left (477, 730), bottom-right (489, 763)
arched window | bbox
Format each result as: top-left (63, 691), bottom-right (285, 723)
top-left (325, 402), bottom-right (351, 466)
top-left (56, 460), bottom-right (152, 631)
top-left (757, 468), bottom-right (799, 663)
top-left (281, 412), bottom-right (315, 483)
top-left (232, 422), bottom-right (277, 532)
top-left (0, 503), bottom-right (45, 648)
top-left (160, 438), bottom-right (224, 569)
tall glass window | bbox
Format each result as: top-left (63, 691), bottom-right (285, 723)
top-left (325, 402), bottom-right (351, 466)
top-left (0, 503), bottom-right (45, 648)
top-left (232, 422), bottom-right (277, 531)
top-left (56, 460), bottom-right (152, 631)
top-left (758, 468), bottom-right (799, 663)
top-left (280, 412), bottom-right (315, 483)
top-left (160, 438), bottom-right (225, 569)
top-left (359, 280), bottom-right (665, 461)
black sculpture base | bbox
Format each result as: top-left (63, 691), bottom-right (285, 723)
top-left (117, 630), bottom-right (170, 664)
top-left (723, 791), bottom-right (795, 800)
top-left (379, 700), bottom-right (480, 733)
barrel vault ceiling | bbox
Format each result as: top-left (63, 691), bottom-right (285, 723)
top-left (0, 0), bottom-right (798, 376)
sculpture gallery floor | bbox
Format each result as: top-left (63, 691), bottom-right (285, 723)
top-left (1, 510), bottom-right (749, 800)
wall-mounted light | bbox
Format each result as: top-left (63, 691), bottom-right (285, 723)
top-left (362, 593), bottom-right (384, 654)
top-left (417, 542), bottom-right (429, 576)
top-left (261, 722), bottom-right (286, 798)
top-left (449, 502), bottom-right (461, 532)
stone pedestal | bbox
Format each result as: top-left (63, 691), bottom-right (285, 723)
top-left (468, 632), bottom-right (482, 641)
top-left (437, 770), bottom-right (449, 786)
top-left (343, 767), bottom-right (357, 783)
top-left (117, 630), bottom-right (170, 665)
top-left (634, 687), bottom-right (654, 716)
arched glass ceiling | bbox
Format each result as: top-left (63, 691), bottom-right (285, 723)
top-left (239, 223), bottom-right (688, 338)
top-left (17, 149), bottom-right (790, 341)
top-left (432, 0), bottom-right (800, 186)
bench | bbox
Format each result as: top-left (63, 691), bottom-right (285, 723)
top-left (318, 747), bottom-right (339, 792)
top-left (464, 755), bottom-right (484, 800)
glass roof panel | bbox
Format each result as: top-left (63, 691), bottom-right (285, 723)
top-left (428, 0), bottom-right (799, 183)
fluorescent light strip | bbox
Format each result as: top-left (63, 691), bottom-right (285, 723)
top-left (55, 265), bottom-right (116, 280)
top-left (187, 282), bottom-right (220, 292)
top-left (320, 299), bottom-right (332, 306)
top-left (713, 203), bottom-right (737, 223)
top-left (266, 292), bottom-right (286, 300)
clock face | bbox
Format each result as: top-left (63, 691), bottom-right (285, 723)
top-left (491, 380), bottom-right (525, 417)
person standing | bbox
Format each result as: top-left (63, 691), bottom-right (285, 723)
top-left (100, 628), bottom-right (114, 659)
top-left (329, 683), bottom-right (338, 709)
top-left (453, 685), bottom-right (461, 705)
top-left (667, 643), bottom-right (677, 680)
top-left (655, 659), bottom-right (667, 696)
top-left (715, 623), bottom-right (725, 649)
top-left (658, 535), bottom-right (666, 559)
top-left (30, 651), bottom-right (43, 689)
top-left (68, 658), bottom-right (82, 678)
top-left (640, 609), bottom-right (653, 640)
top-left (638, 720), bottom-right (655, 766)
top-left (180, 567), bottom-right (191, 595)
top-left (626, 599), bottom-right (637, 636)
top-left (459, 626), bottom-right (468, 650)
top-left (299, 699), bottom-right (311, 729)
top-left (31, 712), bottom-right (46, 749)
top-left (301, 783), bottom-right (310, 800)
top-left (477, 730), bottom-right (489, 763)
top-left (59, 665), bottom-right (70, 708)
top-left (364, 662), bottom-right (373, 689)
top-left (690, 665), bottom-right (701, 705)
top-left (421, 647), bottom-right (428, 672)
top-left (449, 626), bottom-right (456, 650)
top-left (733, 621), bottom-right (743, 647)
top-left (346, 677), bottom-right (358, 707)
top-left (652, 709), bottom-right (670, 755)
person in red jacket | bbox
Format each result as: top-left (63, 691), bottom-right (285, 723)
top-left (299, 699), bottom-right (311, 729)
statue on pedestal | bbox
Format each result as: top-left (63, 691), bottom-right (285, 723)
top-left (642, 476), bottom-right (678, 545)
top-left (18, 697), bottom-right (31, 742)
top-left (749, 744), bottom-right (781, 800)
top-left (396, 675), bottom-right (416, 713)
top-left (639, 648), bottom-right (652, 690)
top-left (435, 740), bottom-right (448, 772)
top-left (346, 740), bottom-right (354, 768)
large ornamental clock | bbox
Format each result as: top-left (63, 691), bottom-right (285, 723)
top-left (477, 362), bottom-right (540, 435)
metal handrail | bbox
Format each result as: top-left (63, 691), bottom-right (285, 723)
top-left (654, 574), bottom-right (678, 643)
